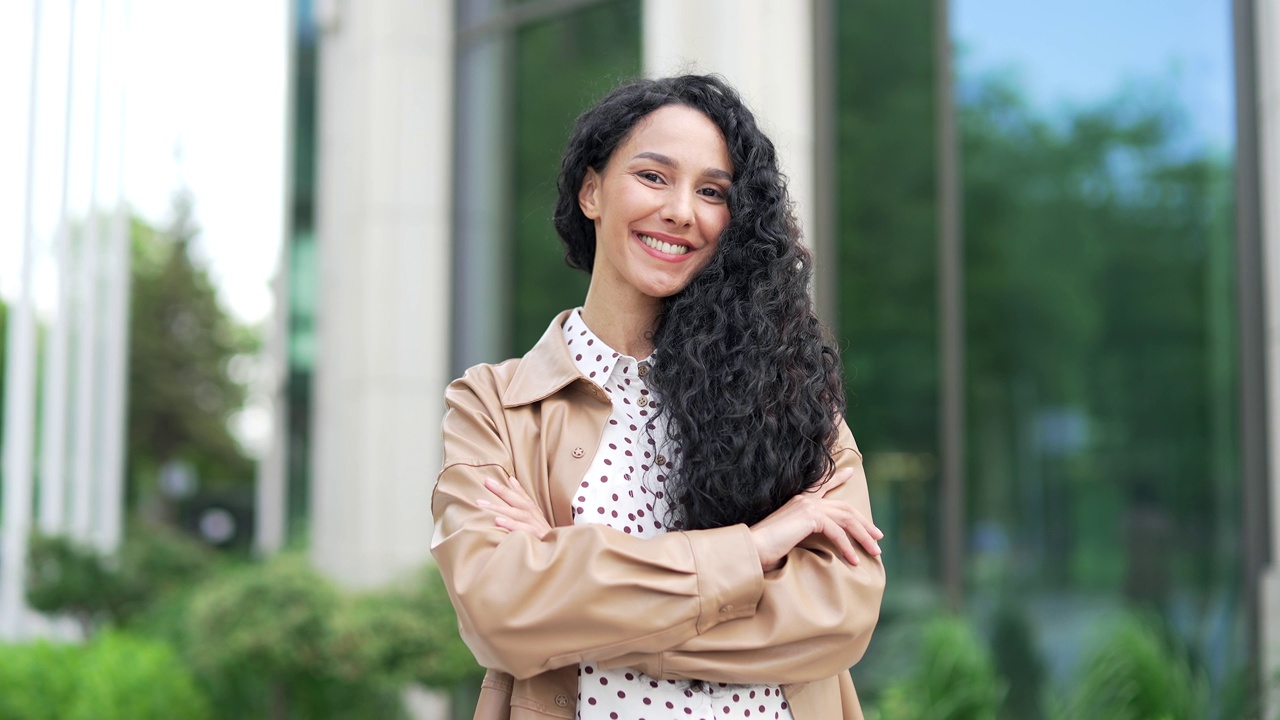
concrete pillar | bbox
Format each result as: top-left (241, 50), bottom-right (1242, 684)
top-left (642, 0), bottom-right (816, 264)
top-left (310, 0), bottom-right (452, 589)
top-left (1258, 0), bottom-right (1280, 709)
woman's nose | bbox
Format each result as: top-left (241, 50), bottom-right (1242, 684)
top-left (660, 191), bottom-right (694, 227)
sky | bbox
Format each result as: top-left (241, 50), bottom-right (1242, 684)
top-left (1, 0), bottom-right (288, 326)
top-left (954, 0), bottom-right (1235, 149)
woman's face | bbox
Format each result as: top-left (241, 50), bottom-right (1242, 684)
top-left (578, 104), bottom-right (732, 300)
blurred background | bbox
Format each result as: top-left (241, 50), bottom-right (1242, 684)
top-left (1, 0), bottom-right (1278, 718)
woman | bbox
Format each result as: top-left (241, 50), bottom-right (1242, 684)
top-left (432, 75), bottom-right (885, 720)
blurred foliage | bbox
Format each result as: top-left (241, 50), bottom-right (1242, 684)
top-left (988, 601), bottom-right (1044, 720)
top-left (329, 565), bottom-right (483, 690)
top-left (510, 0), bottom-right (640, 354)
top-left (865, 610), bottom-right (1264, 720)
top-left (23, 528), bottom-right (481, 719)
top-left (0, 639), bottom-right (79, 720)
top-left (872, 616), bottom-right (1006, 720)
top-left (127, 191), bottom-right (256, 508)
top-left (0, 632), bottom-right (211, 720)
top-left (186, 555), bottom-right (480, 719)
top-left (1051, 614), bottom-right (1209, 720)
top-left (25, 524), bottom-right (215, 635)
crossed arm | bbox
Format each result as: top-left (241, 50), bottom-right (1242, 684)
top-left (431, 377), bottom-right (886, 682)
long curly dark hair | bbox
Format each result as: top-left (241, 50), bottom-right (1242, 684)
top-left (553, 75), bottom-right (845, 531)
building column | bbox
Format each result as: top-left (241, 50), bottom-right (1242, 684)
top-left (642, 0), bottom-right (818, 295)
top-left (1258, 0), bottom-right (1280, 709)
top-left (310, 0), bottom-right (452, 589)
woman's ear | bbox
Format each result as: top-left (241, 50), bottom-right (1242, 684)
top-left (579, 168), bottom-right (602, 220)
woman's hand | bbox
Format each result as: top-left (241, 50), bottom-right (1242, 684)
top-left (749, 467), bottom-right (883, 572)
top-left (478, 474), bottom-right (553, 540)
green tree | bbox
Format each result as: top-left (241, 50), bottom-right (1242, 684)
top-left (127, 192), bottom-right (255, 508)
top-left (25, 525), bottom-right (216, 635)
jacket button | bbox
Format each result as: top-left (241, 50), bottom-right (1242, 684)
top-left (719, 605), bottom-right (734, 614)
top-left (555, 694), bottom-right (570, 707)
top-left (572, 447), bottom-right (585, 458)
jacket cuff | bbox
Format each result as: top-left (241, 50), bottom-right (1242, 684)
top-left (686, 524), bottom-right (763, 633)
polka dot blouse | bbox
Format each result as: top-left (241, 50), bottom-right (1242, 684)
top-left (563, 310), bottom-right (792, 720)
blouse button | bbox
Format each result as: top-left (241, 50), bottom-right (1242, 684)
top-left (655, 454), bottom-right (667, 466)
top-left (572, 447), bottom-right (585, 458)
top-left (637, 396), bottom-right (649, 407)
top-left (555, 694), bottom-right (570, 707)
top-left (637, 362), bottom-right (650, 377)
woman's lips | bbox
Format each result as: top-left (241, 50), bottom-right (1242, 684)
top-left (635, 232), bottom-right (693, 262)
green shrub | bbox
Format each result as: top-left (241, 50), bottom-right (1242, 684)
top-left (329, 565), bottom-right (483, 690)
top-left (874, 616), bottom-right (1006, 720)
top-left (67, 632), bottom-right (212, 720)
top-left (0, 633), bottom-right (210, 720)
top-left (185, 554), bottom-right (411, 719)
top-left (25, 526), bottom-right (216, 635)
top-left (0, 641), bottom-right (80, 720)
top-left (1055, 614), bottom-right (1208, 720)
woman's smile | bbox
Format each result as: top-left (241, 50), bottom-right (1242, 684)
top-left (635, 231), bottom-right (692, 260)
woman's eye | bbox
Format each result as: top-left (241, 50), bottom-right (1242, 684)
top-left (638, 171), bottom-right (663, 183)
top-left (699, 187), bottom-right (727, 200)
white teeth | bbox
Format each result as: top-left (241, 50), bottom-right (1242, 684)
top-left (638, 233), bottom-right (688, 255)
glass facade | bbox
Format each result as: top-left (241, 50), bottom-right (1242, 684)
top-left (510, 2), bottom-right (642, 353)
top-left (286, 0), bottom-right (318, 540)
top-left (837, 0), bottom-right (1248, 712)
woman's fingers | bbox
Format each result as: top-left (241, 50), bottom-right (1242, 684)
top-left (813, 467), bottom-right (855, 498)
top-left (751, 490), bottom-right (885, 571)
top-left (480, 475), bottom-right (552, 539)
top-left (817, 515), bottom-right (862, 566)
top-left (823, 500), bottom-right (883, 551)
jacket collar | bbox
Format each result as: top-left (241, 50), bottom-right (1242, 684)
top-left (503, 309), bottom-right (591, 408)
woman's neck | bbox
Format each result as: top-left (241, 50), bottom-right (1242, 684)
top-left (580, 282), bottom-right (662, 359)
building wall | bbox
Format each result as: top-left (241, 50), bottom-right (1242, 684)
top-left (1257, 0), bottom-right (1280, 707)
top-left (309, 0), bottom-right (452, 589)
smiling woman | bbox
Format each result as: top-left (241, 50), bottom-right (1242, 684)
top-left (577, 105), bottom-right (732, 314)
top-left (431, 75), bottom-right (886, 720)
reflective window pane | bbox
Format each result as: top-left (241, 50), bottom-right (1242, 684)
top-left (510, 1), bottom-right (642, 354)
top-left (955, 0), bottom-right (1243, 709)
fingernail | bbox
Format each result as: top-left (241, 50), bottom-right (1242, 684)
top-left (476, 499), bottom-right (491, 507)
top-left (871, 542), bottom-right (882, 554)
top-left (484, 478), bottom-right (498, 489)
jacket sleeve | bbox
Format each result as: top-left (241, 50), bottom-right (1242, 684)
top-left (431, 373), bottom-right (767, 681)
top-left (597, 421), bottom-right (886, 685)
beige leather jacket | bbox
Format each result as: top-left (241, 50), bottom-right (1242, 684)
top-left (432, 310), bottom-right (886, 719)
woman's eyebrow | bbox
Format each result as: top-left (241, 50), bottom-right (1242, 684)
top-left (632, 151), bottom-right (732, 182)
